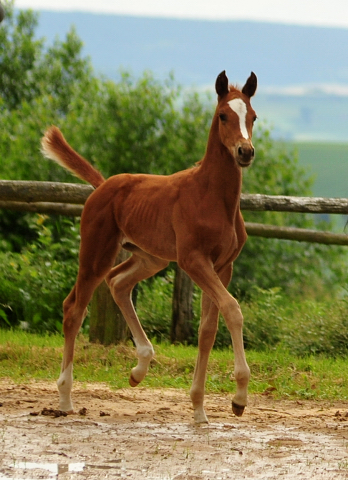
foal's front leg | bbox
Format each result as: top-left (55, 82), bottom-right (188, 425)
top-left (190, 292), bottom-right (219, 423)
top-left (180, 257), bottom-right (250, 422)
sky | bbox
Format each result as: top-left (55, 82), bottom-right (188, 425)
top-left (14, 0), bottom-right (348, 29)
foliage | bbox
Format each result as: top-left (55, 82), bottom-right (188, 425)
top-left (0, 3), bottom-right (347, 340)
top-left (136, 270), bottom-right (202, 344)
top-left (0, 3), bottom-right (212, 252)
top-left (241, 287), bottom-right (283, 350)
top-left (64, 72), bottom-right (212, 178)
top-left (242, 286), bottom-right (348, 356)
top-left (0, 1), bottom-right (97, 252)
top-left (0, 2), bottom-right (94, 183)
top-left (0, 1), bottom-right (43, 110)
top-left (0, 2), bottom-right (212, 182)
top-left (136, 277), bottom-right (348, 356)
top-left (279, 294), bottom-right (348, 357)
top-left (136, 272), bottom-right (174, 341)
top-left (0, 215), bottom-right (79, 332)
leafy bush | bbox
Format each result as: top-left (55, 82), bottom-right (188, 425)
top-left (1, 3), bottom-right (347, 341)
top-left (136, 272), bottom-right (174, 341)
top-left (0, 215), bottom-right (79, 332)
top-left (240, 287), bottom-right (348, 356)
top-left (242, 287), bottom-right (284, 350)
top-left (279, 295), bottom-right (348, 356)
top-left (137, 277), bottom-right (348, 356)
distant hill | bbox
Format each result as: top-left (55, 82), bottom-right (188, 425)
top-left (34, 11), bottom-right (348, 88)
top-left (293, 142), bottom-right (348, 199)
top-left (32, 11), bottom-right (348, 141)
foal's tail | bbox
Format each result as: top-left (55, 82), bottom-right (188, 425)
top-left (41, 126), bottom-right (105, 189)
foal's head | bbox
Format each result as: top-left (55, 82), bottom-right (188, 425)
top-left (215, 71), bottom-right (257, 167)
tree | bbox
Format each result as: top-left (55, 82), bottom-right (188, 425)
top-left (0, 2), bottom-right (99, 251)
top-left (171, 266), bottom-right (194, 344)
top-left (89, 250), bottom-right (130, 345)
top-left (0, 4), bottom-right (212, 252)
top-left (61, 71), bottom-right (212, 178)
top-left (0, 2), bottom-right (95, 183)
top-left (0, 3), bottom-right (345, 337)
top-left (0, 2), bottom-right (43, 110)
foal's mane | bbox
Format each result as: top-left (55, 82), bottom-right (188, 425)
top-left (229, 84), bottom-right (244, 95)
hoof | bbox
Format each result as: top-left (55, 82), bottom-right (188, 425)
top-left (194, 416), bottom-right (209, 425)
top-left (193, 410), bottom-right (209, 424)
top-left (232, 401), bottom-right (245, 417)
top-left (58, 406), bottom-right (74, 415)
top-left (129, 374), bottom-right (140, 387)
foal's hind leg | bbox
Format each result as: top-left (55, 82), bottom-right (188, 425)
top-left (106, 249), bottom-right (168, 386)
top-left (57, 207), bottom-right (120, 412)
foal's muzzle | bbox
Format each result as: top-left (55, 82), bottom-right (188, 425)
top-left (236, 142), bottom-right (255, 167)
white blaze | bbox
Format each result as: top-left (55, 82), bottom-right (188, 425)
top-left (228, 98), bottom-right (249, 139)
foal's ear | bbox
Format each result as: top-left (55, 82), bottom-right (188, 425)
top-left (242, 72), bottom-right (257, 98)
top-left (215, 71), bottom-right (229, 98)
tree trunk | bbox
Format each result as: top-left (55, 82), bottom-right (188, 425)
top-left (89, 250), bottom-right (130, 345)
top-left (171, 266), bottom-right (194, 344)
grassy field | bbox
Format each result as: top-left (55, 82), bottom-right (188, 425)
top-left (288, 141), bottom-right (348, 199)
top-left (1, 329), bottom-right (348, 401)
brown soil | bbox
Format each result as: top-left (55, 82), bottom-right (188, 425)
top-left (0, 380), bottom-right (348, 479)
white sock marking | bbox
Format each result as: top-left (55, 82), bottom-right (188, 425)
top-left (228, 98), bottom-right (249, 139)
top-left (57, 362), bottom-right (74, 411)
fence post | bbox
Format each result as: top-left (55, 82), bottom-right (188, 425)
top-left (89, 250), bottom-right (130, 345)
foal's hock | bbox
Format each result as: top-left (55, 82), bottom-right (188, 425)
top-left (41, 70), bottom-right (257, 424)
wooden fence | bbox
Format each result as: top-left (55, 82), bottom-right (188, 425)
top-left (1, 179), bottom-right (347, 344)
top-left (1, 180), bottom-right (348, 245)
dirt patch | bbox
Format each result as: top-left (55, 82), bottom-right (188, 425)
top-left (0, 380), bottom-right (348, 479)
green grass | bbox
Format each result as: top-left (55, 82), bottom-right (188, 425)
top-left (1, 329), bottom-right (348, 401)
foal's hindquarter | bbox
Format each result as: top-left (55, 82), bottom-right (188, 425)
top-left (41, 70), bottom-right (257, 423)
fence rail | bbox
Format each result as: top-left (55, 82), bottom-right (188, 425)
top-left (1, 180), bottom-right (348, 245)
top-left (1, 180), bottom-right (348, 213)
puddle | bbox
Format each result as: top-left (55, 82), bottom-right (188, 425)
top-left (1, 382), bottom-right (348, 479)
top-left (3, 461), bottom-right (126, 479)
top-left (2, 421), bottom-right (347, 480)
top-left (6, 462), bottom-right (85, 477)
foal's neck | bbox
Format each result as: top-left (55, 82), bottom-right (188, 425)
top-left (199, 118), bottom-right (243, 199)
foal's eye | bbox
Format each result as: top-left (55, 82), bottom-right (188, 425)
top-left (219, 113), bottom-right (227, 122)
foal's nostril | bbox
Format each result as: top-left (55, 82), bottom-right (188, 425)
top-left (251, 147), bottom-right (255, 157)
top-left (238, 146), bottom-right (243, 157)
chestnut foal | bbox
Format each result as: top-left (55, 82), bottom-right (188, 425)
top-left (41, 70), bottom-right (257, 423)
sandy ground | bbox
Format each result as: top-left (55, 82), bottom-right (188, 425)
top-left (0, 380), bottom-right (348, 479)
